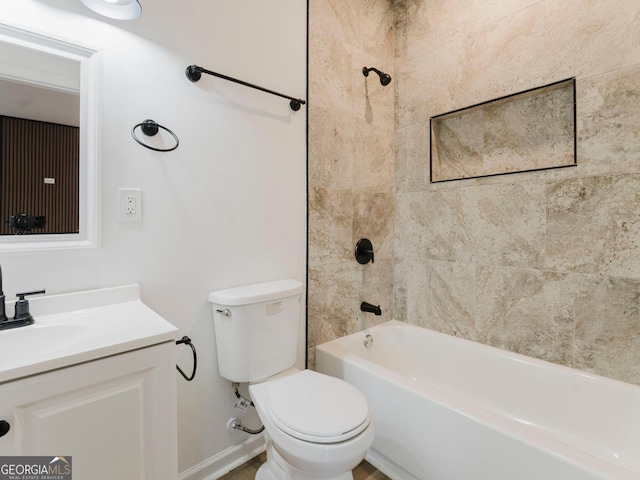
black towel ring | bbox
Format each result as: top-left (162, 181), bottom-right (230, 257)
top-left (176, 336), bottom-right (197, 381)
top-left (131, 119), bottom-right (179, 152)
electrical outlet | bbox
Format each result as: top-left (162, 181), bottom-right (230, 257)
top-left (119, 188), bottom-right (142, 222)
top-left (125, 195), bottom-right (136, 214)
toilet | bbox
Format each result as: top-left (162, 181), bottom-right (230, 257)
top-left (208, 279), bottom-right (374, 480)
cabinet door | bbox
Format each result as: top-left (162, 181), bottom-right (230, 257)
top-left (0, 342), bottom-right (177, 480)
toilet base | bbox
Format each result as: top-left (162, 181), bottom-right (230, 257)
top-left (255, 442), bottom-right (354, 480)
top-left (255, 462), bottom-right (280, 480)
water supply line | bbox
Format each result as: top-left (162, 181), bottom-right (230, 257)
top-left (227, 417), bottom-right (265, 435)
top-left (233, 383), bottom-right (254, 407)
top-left (229, 383), bottom-right (265, 435)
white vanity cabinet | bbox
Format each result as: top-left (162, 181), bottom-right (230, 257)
top-left (0, 285), bottom-right (180, 480)
top-left (0, 341), bottom-right (177, 480)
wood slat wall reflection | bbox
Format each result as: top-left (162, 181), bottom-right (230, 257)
top-left (0, 116), bottom-right (79, 235)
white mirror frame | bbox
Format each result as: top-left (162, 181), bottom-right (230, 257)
top-left (0, 22), bottom-right (100, 254)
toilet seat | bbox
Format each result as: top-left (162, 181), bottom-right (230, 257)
top-left (265, 370), bottom-right (371, 444)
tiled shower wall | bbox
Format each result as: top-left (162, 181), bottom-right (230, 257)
top-left (307, 0), bottom-right (395, 366)
top-left (309, 0), bottom-right (640, 386)
top-left (394, 0), bottom-right (640, 385)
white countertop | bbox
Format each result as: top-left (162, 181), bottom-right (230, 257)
top-left (0, 284), bottom-right (178, 383)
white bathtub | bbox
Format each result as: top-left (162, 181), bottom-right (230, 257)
top-left (315, 320), bottom-right (640, 480)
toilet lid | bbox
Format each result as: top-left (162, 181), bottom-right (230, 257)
top-left (266, 370), bottom-right (371, 444)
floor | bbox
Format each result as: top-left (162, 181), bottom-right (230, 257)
top-left (219, 452), bottom-right (391, 480)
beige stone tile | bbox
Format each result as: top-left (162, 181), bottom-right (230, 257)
top-left (309, 105), bottom-right (355, 190)
top-left (395, 189), bottom-right (456, 262)
top-left (353, 119), bottom-right (394, 193)
top-left (431, 108), bottom-right (484, 181)
top-left (390, 0), bottom-right (640, 388)
top-left (357, 0), bottom-right (395, 65)
top-left (362, 257), bottom-right (395, 326)
top-left (475, 267), bottom-right (575, 365)
top-left (354, 50), bottom-right (395, 129)
top-left (545, 174), bottom-right (640, 277)
top-left (308, 8), bottom-right (355, 113)
top-left (353, 191), bottom-right (395, 260)
top-left (482, 81), bottom-right (575, 173)
top-left (393, 0), bottom-right (431, 61)
top-left (574, 274), bottom-right (640, 385)
top-left (395, 0), bottom-right (540, 62)
top-left (577, 66), bottom-right (640, 176)
top-left (393, 258), bottom-right (408, 323)
top-left (309, 0), bottom-right (394, 117)
top-left (455, 181), bottom-right (546, 268)
top-left (431, 79), bottom-right (575, 183)
top-left (400, 258), bottom-right (478, 339)
top-left (545, 0), bottom-right (640, 81)
top-left (309, 0), bottom-right (359, 56)
top-left (393, 257), bottom-right (430, 328)
top-left (308, 187), bottom-right (353, 267)
top-left (396, 3), bottom-right (546, 130)
top-left (423, 155), bottom-right (578, 191)
top-left (453, 2), bottom-right (546, 110)
top-left (308, 0), bottom-right (395, 362)
top-left (395, 48), bottom-right (455, 130)
top-left (307, 263), bottom-right (363, 347)
top-left (398, 182), bottom-right (546, 267)
top-left (395, 123), bottom-right (430, 193)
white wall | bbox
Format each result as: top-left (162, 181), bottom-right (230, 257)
top-left (0, 0), bottom-right (307, 477)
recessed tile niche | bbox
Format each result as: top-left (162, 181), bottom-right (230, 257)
top-left (430, 78), bottom-right (576, 183)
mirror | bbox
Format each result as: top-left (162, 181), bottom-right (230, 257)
top-left (0, 22), bottom-right (99, 251)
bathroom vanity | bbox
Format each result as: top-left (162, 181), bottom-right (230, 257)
top-left (0, 285), bottom-right (178, 480)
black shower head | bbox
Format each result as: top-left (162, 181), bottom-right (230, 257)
top-left (363, 66), bottom-right (392, 86)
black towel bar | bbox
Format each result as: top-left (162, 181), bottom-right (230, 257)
top-left (185, 64), bottom-right (306, 111)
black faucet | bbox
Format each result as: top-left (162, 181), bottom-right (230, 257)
top-left (0, 265), bottom-right (45, 330)
top-left (0, 265), bottom-right (7, 323)
top-left (361, 302), bottom-right (382, 316)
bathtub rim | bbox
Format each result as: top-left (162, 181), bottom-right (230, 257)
top-left (315, 320), bottom-right (640, 480)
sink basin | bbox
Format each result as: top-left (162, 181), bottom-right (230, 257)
top-left (0, 285), bottom-right (178, 383)
top-left (1, 322), bottom-right (99, 364)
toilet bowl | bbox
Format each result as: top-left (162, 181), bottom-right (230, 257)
top-left (208, 280), bottom-right (374, 480)
top-left (249, 369), bottom-right (375, 480)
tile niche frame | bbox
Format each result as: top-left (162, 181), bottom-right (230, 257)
top-left (429, 78), bottom-right (577, 183)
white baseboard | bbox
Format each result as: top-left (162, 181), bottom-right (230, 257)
top-left (179, 435), bottom-right (266, 480)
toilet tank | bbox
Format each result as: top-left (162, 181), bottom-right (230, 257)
top-left (208, 279), bottom-right (303, 383)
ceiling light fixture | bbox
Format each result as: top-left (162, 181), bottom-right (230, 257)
top-left (79, 0), bottom-right (142, 20)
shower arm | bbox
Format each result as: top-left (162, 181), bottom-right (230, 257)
top-left (362, 66), bottom-right (392, 86)
top-left (363, 67), bottom-right (384, 77)
top-left (185, 64), bottom-right (306, 111)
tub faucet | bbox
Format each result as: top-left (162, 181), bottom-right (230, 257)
top-left (361, 302), bottom-right (382, 316)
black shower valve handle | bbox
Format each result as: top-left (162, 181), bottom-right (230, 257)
top-left (355, 238), bottom-right (375, 265)
top-left (364, 249), bottom-right (374, 263)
